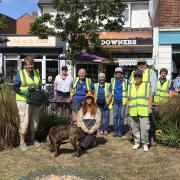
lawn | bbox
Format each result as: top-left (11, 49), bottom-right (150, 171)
top-left (0, 133), bottom-right (179, 180)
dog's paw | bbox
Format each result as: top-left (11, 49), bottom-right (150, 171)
top-left (71, 153), bottom-right (76, 157)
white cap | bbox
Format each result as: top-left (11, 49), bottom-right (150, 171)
top-left (98, 73), bottom-right (105, 78)
top-left (115, 67), bottom-right (123, 72)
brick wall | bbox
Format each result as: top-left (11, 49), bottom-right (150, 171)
top-left (159, 0), bottom-right (180, 27)
top-left (16, 12), bottom-right (37, 35)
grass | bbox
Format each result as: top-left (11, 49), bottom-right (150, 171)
top-left (0, 134), bottom-right (179, 180)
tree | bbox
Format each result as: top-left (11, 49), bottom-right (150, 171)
top-left (30, 0), bottom-right (126, 59)
top-left (0, 0), bottom-right (8, 43)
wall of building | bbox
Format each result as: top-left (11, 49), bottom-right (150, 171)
top-left (158, 45), bottom-right (172, 79)
top-left (159, 0), bottom-right (180, 27)
top-left (16, 13), bottom-right (37, 35)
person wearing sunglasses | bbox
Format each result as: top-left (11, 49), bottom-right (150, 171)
top-left (130, 59), bottom-right (157, 95)
top-left (127, 71), bottom-right (152, 152)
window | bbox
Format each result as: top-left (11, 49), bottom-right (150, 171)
top-left (76, 64), bottom-right (99, 83)
top-left (123, 8), bottom-right (129, 22)
top-left (46, 61), bottom-right (58, 83)
top-left (6, 60), bottom-right (18, 83)
top-left (122, 4), bottom-right (131, 27)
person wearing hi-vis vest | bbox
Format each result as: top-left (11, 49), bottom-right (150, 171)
top-left (94, 73), bottom-right (111, 135)
top-left (127, 71), bottom-right (152, 152)
top-left (154, 68), bottom-right (174, 105)
top-left (110, 67), bottom-right (128, 137)
top-left (130, 59), bottom-right (157, 94)
top-left (70, 68), bottom-right (94, 123)
top-left (13, 57), bottom-right (41, 151)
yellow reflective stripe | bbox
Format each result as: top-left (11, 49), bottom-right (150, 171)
top-left (94, 83), bottom-right (98, 96)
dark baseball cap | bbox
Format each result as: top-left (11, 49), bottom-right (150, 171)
top-left (134, 70), bottom-right (143, 77)
top-left (61, 66), bottom-right (68, 71)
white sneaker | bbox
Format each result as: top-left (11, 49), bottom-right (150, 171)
top-left (132, 143), bottom-right (140, 150)
top-left (143, 144), bottom-right (149, 152)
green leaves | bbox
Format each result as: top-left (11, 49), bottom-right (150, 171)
top-left (30, 0), bottom-right (126, 58)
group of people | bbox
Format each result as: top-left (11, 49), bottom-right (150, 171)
top-left (14, 56), bottom-right (176, 152)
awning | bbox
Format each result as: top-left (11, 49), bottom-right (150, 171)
top-left (118, 58), bottom-right (155, 66)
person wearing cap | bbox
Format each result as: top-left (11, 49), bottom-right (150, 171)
top-left (77, 91), bottom-right (101, 150)
top-left (70, 68), bottom-right (94, 123)
top-left (54, 66), bottom-right (72, 101)
top-left (109, 67), bottom-right (128, 137)
top-left (127, 70), bottom-right (152, 152)
top-left (94, 73), bottom-right (111, 135)
top-left (154, 68), bottom-right (174, 104)
top-left (130, 59), bottom-right (157, 94)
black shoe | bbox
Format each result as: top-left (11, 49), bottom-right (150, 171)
top-left (113, 132), bottom-right (118, 137)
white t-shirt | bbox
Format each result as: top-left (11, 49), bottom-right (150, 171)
top-left (54, 74), bottom-right (73, 93)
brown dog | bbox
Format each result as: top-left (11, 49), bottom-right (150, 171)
top-left (48, 124), bottom-right (84, 157)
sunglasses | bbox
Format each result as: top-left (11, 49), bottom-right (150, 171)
top-left (137, 62), bottom-right (146, 66)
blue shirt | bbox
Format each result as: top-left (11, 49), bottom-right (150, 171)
top-left (72, 79), bottom-right (94, 101)
top-left (13, 71), bottom-right (34, 93)
top-left (110, 78), bottom-right (124, 103)
top-left (97, 84), bottom-right (105, 100)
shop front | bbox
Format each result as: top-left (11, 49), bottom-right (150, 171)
top-left (0, 36), bottom-right (65, 85)
top-left (99, 31), bottom-right (154, 81)
top-left (158, 30), bottom-right (180, 79)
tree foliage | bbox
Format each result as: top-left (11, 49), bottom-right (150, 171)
top-left (30, 0), bottom-right (126, 58)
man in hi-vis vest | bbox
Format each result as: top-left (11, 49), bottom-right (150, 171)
top-left (13, 57), bottom-right (41, 151)
top-left (110, 67), bottom-right (128, 137)
top-left (127, 71), bottom-right (152, 152)
top-left (154, 68), bottom-right (174, 105)
top-left (130, 59), bottom-right (157, 94)
top-left (94, 73), bottom-right (112, 135)
top-left (70, 68), bottom-right (94, 122)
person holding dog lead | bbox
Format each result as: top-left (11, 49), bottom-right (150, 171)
top-left (94, 73), bottom-right (111, 135)
top-left (126, 71), bottom-right (152, 152)
top-left (70, 68), bottom-right (94, 123)
top-left (13, 57), bottom-right (41, 151)
top-left (77, 91), bottom-right (101, 150)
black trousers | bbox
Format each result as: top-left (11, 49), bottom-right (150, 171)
top-left (80, 132), bottom-right (97, 150)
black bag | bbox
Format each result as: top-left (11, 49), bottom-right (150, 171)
top-left (27, 90), bottom-right (49, 106)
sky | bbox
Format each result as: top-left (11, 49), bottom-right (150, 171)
top-left (0, 0), bottom-right (38, 19)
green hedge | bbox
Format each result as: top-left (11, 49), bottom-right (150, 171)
top-left (155, 95), bottom-right (180, 148)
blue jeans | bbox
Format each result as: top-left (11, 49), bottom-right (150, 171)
top-left (99, 106), bottom-right (110, 132)
top-left (113, 102), bottom-right (124, 133)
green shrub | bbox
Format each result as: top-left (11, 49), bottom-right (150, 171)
top-left (36, 108), bottom-right (72, 141)
top-left (156, 122), bottom-right (180, 148)
top-left (0, 85), bottom-right (19, 150)
top-left (155, 95), bottom-right (180, 148)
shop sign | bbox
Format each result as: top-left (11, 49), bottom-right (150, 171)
top-left (101, 38), bottom-right (152, 46)
top-left (6, 36), bottom-right (57, 47)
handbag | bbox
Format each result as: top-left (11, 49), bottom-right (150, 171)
top-left (27, 90), bottom-right (49, 106)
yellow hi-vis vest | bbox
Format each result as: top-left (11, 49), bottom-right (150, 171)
top-left (154, 80), bottom-right (171, 104)
top-left (16, 69), bottom-right (40, 101)
top-left (94, 82), bottom-right (110, 105)
top-left (128, 82), bottom-right (150, 117)
top-left (71, 77), bottom-right (91, 96)
top-left (109, 78), bottom-right (128, 109)
top-left (130, 68), bottom-right (152, 83)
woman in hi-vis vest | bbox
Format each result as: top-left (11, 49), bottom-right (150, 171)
top-left (13, 57), bottom-right (41, 151)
